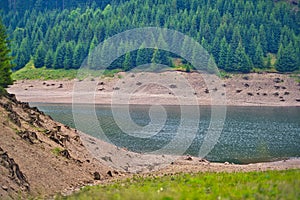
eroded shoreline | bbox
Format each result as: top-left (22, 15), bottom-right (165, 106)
top-left (8, 72), bottom-right (300, 107)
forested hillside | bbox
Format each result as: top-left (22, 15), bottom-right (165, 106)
top-left (1, 0), bottom-right (300, 73)
top-left (0, 0), bottom-right (117, 12)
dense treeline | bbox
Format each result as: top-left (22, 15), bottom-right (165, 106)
top-left (1, 0), bottom-right (300, 73)
top-left (0, 0), bottom-right (119, 13)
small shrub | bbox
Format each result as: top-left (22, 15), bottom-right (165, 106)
top-left (51, 147), bottom-right (63, 156)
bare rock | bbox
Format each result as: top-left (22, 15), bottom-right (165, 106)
top-left (107, 170), bottom-right (113, 177)
top-left (93, 172), bottom-right (101, 180)
top-left (0, 147), bottom-right (30, 191)
top-left (17, 131), bottom-right (39, 144)
top-left (8, 112), bottom-right (21, 127)
top-left (185, 156), bottom-right (193, 161)
top-left (1, 185), bottom-right (8, 191)
top-left (60, 150), bottom-right (71, 159)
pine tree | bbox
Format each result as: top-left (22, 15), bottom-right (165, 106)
top-left (136, 47), bottom-right (152, 67)
top-left (265, 54), bottom-right (272, 69)
top-left (64, 42), bottom-right (74, 69)
top-left (211, 37), bottom-right (220, 63)
top-left (0, 18), bottom-right (13, 94)
top-left (73, 44), bottom-right (85, 69)
top-left (123, 51), bottom-right (134, 71)
top-left (151, 49), bottom-right (171, 67)
top-left (276, 43), bottom-right (298, 72)
top-left (233, 42), bottom-right (252, 73)
top-left (33, 42), bottom-right (46, 68)
top-left (224, 45), bottom-right (234, 72)
top-left (253, 44), bottom-right (264, 69)
top-left (259, 25), bottom-right (268, 56)
top-left (230, 26), bottom-right (242, 51)
top-left (218, 37), bottom-right (229, 70)
top-left (53, 42), bottom-right (66, 69)
top-left (44, 50), bottom-right (54, 69)
top-left (16, 38), bottom-right (31, 69)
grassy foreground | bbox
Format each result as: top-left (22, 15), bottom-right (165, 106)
top-left (57, 170), bottom-right (299, 200)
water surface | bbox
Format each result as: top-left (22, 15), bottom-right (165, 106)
top-left (31, 103), bottom-right (300, 164)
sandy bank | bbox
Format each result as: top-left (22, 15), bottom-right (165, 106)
top-left (8, 72), bottom-right (300, 106)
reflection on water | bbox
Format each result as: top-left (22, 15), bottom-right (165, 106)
top-left (31, 103), bottom-right (300, 164)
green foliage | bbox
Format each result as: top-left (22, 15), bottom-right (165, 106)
top-left (218, 71), bottom-right (232, 79)
top-left (12, 62), bottom-right (78, 80)
top-left (0, 17), bottom-right (13, 94)
top-left (53, 42), bottom-right (67, 69)
top-left (123, 52), bottom-right (135, 71)
top-left (45, 50), bottom-right (54, 69)
top-left (102, 69), bottom-right (122, 77)
top-left (72, 44), bottom-right (85, 69)
top-left (276, 43), bottom-right (298, 72)
top-left (51, 147), bottom-right (63, 156)
top-left (185, 65), bottom-right (190, 73)
top-left (57, 170), bottom-right (300, 200)
top-left (233, 42), bottom-right (252, 73)
top-left (253, 44), bottom-right (264, 69)
top-left (33, 42), bottom-right (46, 68)
top-left (2, 0), bottom-right (300, 73)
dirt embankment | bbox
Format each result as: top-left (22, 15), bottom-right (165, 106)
top-left (8, 72), bottom-right (300, 106)
top-left (0, 94), bottom-right (115, 199)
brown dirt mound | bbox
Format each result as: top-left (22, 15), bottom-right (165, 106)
top-left (0, 94), bottom-right (114, 199)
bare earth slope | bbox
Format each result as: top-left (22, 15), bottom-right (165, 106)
top-left (0, 94), bottom-right (113, 199)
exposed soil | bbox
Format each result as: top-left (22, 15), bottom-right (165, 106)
top-left (8, 72), bottom-right (300, 106)
top-left (0, 94), bottom-right (114, 199)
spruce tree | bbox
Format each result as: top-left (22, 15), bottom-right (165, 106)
top-left (0, 18), bottom-right (13, 94)
top-left (218, 37), bottom-right (229, 70)
top-left (123, 51), bottom-right (134, 71)
top-left (259, 25), bottom-right (268, 56)
top-left (234, 42), bottom-right (252, 73)
top-left (73, 44), bottom-right (85, 69)
top-left (253, 44), bottom-right (264, 69)
top-left (33, 42), bottom-right (46, 68)
top-left (53, 42), bottom-right (66, 69)
top-left (224, 45), bottom-right (234, 72)
top-left (136, 47), bottom-right (152, 67)
top-left (63, 42), bottom-right (74, 69)
top-left (44, 50), bottom-right (54, 69)
top-left (276, 43), bottom-right (298, 72)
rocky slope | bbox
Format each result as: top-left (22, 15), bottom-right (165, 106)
top-left (0, 94), bottom-right (113, 199)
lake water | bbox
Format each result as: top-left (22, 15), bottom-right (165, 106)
top-left (31, 103), bottom-right (300, 164)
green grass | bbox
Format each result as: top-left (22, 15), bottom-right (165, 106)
top-left (102, 68), bottom-right (123, 77)
top-left (290, 72), bottom-right (300, 83)
top-left (12, 61), bottom-right (121, 81)
top-left (12, 62), bottom-right (78, 80)
top-left (217, 71), bottom-right (232, 79)
top-left (57, 169), bottom-right (299, 200)
top-left (51, 147), bottom-right (63, 156)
